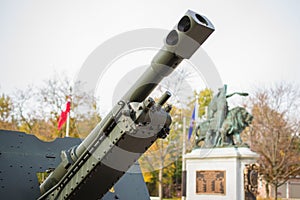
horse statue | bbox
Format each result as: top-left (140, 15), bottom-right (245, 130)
top-left (195, 85), bottom-right (252, 148)
top-left (219, 106), bottom-right (253, 146)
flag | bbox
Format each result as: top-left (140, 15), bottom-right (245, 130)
top-left (188, 103), bottom-right (198, 140)
top-left (57, 100), bottom-right (71, 130)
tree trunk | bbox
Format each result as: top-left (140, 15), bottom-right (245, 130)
top-left (159, 168), bottom-right (163, 200)
top-left (274, 185), bottom-right (278, 200)
top-left (266, 182), bottom-right (270, 198)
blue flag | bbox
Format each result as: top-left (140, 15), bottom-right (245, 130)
top-left (188, 106), bottom-right (196, 140)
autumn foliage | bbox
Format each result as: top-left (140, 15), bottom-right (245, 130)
top-left (247, 83), bottom-right (300, 199)
top-left (0, 74), bottom-right (100, 141)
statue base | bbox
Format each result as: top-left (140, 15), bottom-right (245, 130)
top-left (185, 147), bottom-right (258, 200)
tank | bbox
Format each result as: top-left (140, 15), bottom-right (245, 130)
top-left (0, 10), bottom-right (214, 200)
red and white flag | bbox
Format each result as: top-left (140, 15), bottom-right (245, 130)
top-left (57, 99), bottom-right (71, 130)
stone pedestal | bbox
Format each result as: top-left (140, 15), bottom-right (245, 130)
top-left (185, 147), bottom-right (258, 200)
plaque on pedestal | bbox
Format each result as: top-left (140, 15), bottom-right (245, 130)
top-left (196, 170), bottom-right (225, 195)
top-left (185, 147), bottom-right (258, 200)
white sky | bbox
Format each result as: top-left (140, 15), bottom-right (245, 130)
top-left (1, 0), bottom-right (300, 100)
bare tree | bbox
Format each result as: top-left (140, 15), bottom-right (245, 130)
top-left (12, 86), bottom-right (38, 132)
top-left (11, 73), bottom-right (101, 140)
top-left (36, 74), bottom-right (101, 140)
top-left (247, 83), bottom-right (300, 199)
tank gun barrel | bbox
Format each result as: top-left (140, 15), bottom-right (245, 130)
top-left (122, 10), bottom-right (214, 102)
top-left (39, 10), bottom-right (214, 200)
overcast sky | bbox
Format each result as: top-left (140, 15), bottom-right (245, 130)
top-left (1, 0), bottom-right (300, 99)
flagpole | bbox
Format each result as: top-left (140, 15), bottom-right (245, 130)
top-left (182, 99), bottom-right (198, 200)
top-left (181, 117), bottom-right (186, 200)
top-left (65, 97), bottom-right (71, 138)
top-left (66, 112), bottom-right (70, 137)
